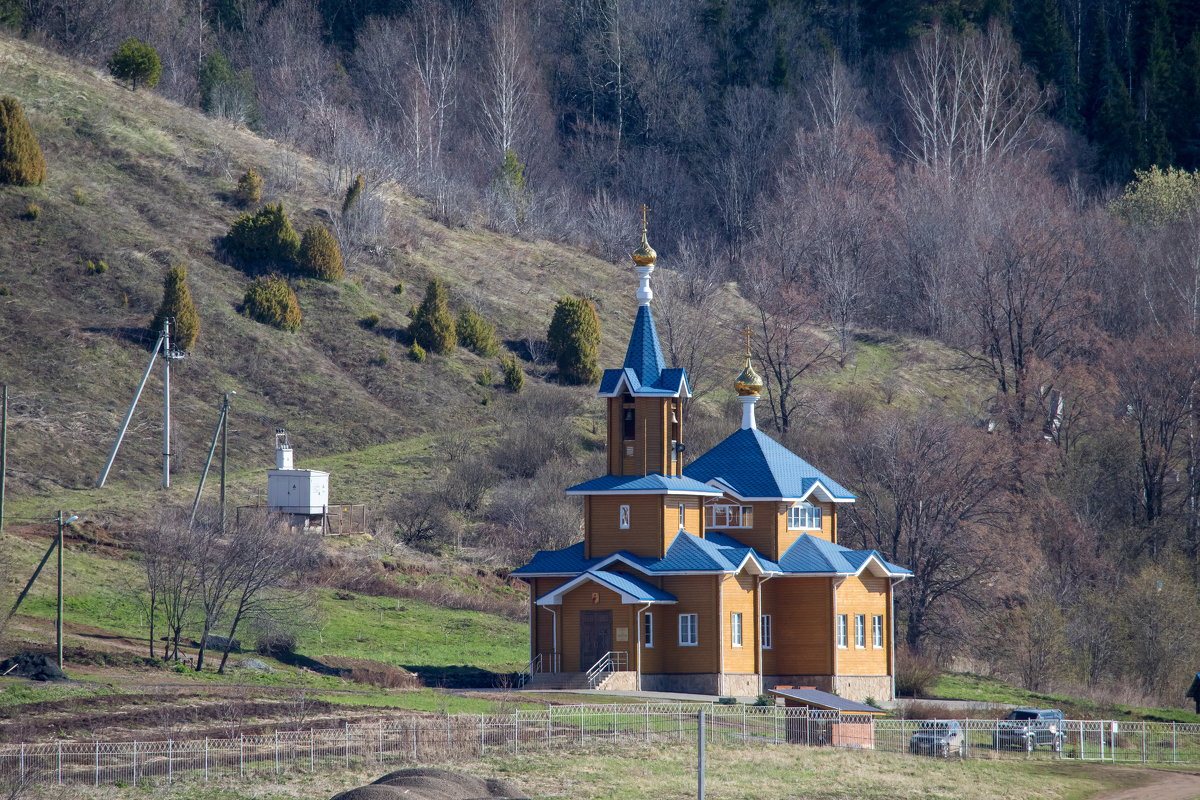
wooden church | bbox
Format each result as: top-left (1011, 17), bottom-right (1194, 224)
top-left (514, 220), bottom-right (910, 700)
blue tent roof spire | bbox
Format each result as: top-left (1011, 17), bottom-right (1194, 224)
top-left (623, 305), bottom-right (667, 385)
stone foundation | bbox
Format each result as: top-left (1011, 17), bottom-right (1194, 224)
top-left (595, 671), bottom-right (637, 691)
top-left (640, 674), bottom-right (721, 695)
top-left (764, 675), bottom-right (835, 694)
top-left (833, 675), bottom-right (893, 703)
top-left (719, 673), bottom-right (761, 697)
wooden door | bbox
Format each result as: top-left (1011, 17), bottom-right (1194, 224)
top-left (579, 609), bottom-right (612, 671)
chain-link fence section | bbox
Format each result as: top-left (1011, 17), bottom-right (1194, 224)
top-left (1, 706), bottom-right (1198, 788)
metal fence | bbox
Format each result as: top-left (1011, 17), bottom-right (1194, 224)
top-left (3, 706), bottom-right (1200, 788)
top-left (874, 718), bottom-right (1200, 763)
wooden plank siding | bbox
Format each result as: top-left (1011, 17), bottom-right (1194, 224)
top-left (776, 501), bottom-right (836, 554)
top-left (586, 495), bottom-right (665, 559)
top-left (763, 577), bottom-right (833, 676)
top-left (559, 583), bottom-right (636, 673)
top-left (608, 397), bottom-right (680, 477)
top-left (663, 497), bottom-right (702, 543)
top-left (834, 573), bottom-right (889, 675)
top-left (531, 577), bottom-right (568, 668)
top-left (721, 574), bottom-right (757, 672)
top-left (657, 575), bottom-right (719, 674)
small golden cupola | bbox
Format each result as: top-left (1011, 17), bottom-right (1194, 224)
top-left (632, 204), bottom-right (657, 267)
top-left (735, 327), bottom-right (762, 430)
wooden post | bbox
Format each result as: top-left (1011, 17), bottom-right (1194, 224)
top-left (697, 709), bottom-right (706, 800)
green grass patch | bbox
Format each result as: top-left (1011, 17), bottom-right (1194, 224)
top-left (0, 679), bottom-right (119, 706)
top-left (314, 689), bottom-right (541, 714)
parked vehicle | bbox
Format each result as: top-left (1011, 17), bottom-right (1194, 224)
top-left (993, 708), bottom-right (1065, 752)
top-left (909, 719), bottom-right (964, 757)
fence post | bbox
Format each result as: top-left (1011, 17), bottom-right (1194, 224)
top-left (412, 722), bottom-right (418, 761)
top-left (204, 738), bottom-right (208, 781)
top-left (644, 703), bottom-right (649, 742)
top-left (132, 741), bottom-right (137, 781)
top-left (743, 705), bottom-right (747, 740)
top-left (57, 740), bottom-right (62, 785)
top-left (697, 709), bottom-right (706, 800)
top-left (168, 739), bottom-right (173, 784)
top-left (20, 742), bottom-right (24, 782)
top-left (239, 734), bottom-right (244, 777)
top-left (94, 741), bottom-right (99, 787)
top-left (580, 708), bottom-right (585, 746)
top-left (275, 731), bottom-right (280, 774)
top-left (378, 722), bottom-right (384, 763)
top-left (480, 714), bottom-right (486, 753)
top-left (1142, 724), bottom-right (1146, 764)
top-left (1173, 723), bottom-right (1177, 763)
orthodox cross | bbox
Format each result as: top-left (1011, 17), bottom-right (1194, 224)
top-left (741, 326), bottom-right (753, 358)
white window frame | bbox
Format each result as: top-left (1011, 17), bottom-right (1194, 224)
top-left (761, 615), bottom-right (772, 649)
top-left (619, 505), bottom-right (630, 530)
top-left (644, 612), bottom-right (654, 648)
top-left (705, 503), bottom-right (753, 529)
top-left (678, 503), bottom-right (687, 530)
top-left (836, 614), bottom-right (847, 648)
top-left (731, 612), bottom-right (743, 648)
top-left (872, 614), bottom-right (883, 649)
top-left (787, 501), bottom-right (822, 531)
top-left (855, 614), bottom-right (866, 648)
top-left (679, 613), bottom-right (698, 646)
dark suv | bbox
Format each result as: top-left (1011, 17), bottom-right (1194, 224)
top-left (993, 708), bottom-right (1065, 752)
top-left (909, 719), bottom-right (964, 757)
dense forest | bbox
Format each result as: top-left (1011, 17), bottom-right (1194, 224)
top-left (6, 0), bottom-right (1200, 706)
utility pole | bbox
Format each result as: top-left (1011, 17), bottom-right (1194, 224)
top-left (220, 391), bottom-right (230, 532)
top-left (162, 319), bottom-right (171, 489)
top-left (1, 384), bottom-right (7, 537)
top-left (57, 510), bottom-right (64, 671)
top-left (190, 392), bottom-right (234, 528)
top-left (96, 328), bottom-right (167, 488)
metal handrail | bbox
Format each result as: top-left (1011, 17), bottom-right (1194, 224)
top-left (585, 650), bottom-right (628, 689)
top-left (517, 654), bottom-right (542, 687)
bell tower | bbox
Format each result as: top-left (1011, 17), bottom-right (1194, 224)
top-left (601, 207), bottom-right (688, 477)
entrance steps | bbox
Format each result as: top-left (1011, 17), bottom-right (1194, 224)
top-left (522, 671), bottom-right (637, 691)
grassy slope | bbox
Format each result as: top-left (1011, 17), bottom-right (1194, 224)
top-left (0, 32), bottom-right (730, 519)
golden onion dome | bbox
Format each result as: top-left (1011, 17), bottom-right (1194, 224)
top-left (632, 204), bottom-right (657, 266)
top-left (734, 357), bottom-right (763, 396)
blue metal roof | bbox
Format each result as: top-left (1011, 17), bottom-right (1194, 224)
top-left (532, 568), bottom-right (677, 604)
top-left (683, 428), bottom-right (856, 500)
top-left (512, 535), bottom-right (906, 578)
top-left (565, 473), bottom-right (723, 496)
top-left (624, 305), bottom-right (666, 385)
top-left (777, 534), bottom-right (910, 576)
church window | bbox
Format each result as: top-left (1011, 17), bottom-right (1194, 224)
top-left (679, 613), bottom-right (698, 646)
top-left (836, 614), bottom-right (847, 648)
top-left (788, 501), bottom-right (822, 530)
top-left (731, 612), bottom-right (743, 647)
top-left (705, 504), bottom-right (752, 528)
top-left (761, 615), bottom-right (773, 649)
top-left (872, 615), bottom-right (883, 648)
top-left (643, 613), bottom-right (654, 648)
top-left (855, 614), bottom-right (866, 648)
top-left (619, 505), bottom-right (630, 529)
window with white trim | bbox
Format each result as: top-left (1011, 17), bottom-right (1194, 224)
top-left (644, 612), bottom-right (654, 648)
top-left (761, 615), bottom-right (772, 649)
top-left (836, 614), bottom-right (847, 648)
top-left (872, 614), bottom-right (883, 648)
top-left (855, 614), bottom-right (866, 648)
top-left (731, 612), bottom-right (743, 647)
top-left (787, 501), bottom-right (822, 530)
top-left (705, 504), bottom-right (753, 528)
top-left (678, 503), bottom-right (687, 530)
top-left (618, 505), bottom-right (630, 529)
top-left (679, 613), bottom-right (698, 646)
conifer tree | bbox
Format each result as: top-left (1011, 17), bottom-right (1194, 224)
top-left (547, 295), bottom-right (601, 385)
top-left (223, 203), bottom-right (300, 270)
top-left (408, 279), bottom-right (456, 355)
top-left (342, 174), bottom-right (365, 217)
top-left (457, 306), bottom-right (500, 357)
top-left (234, 168), bottom-right (263, 207)
top-left (298, 225), bottom-right (345, 281)
top-left (243, 275), bottom-right (301, 331)
top-left (107, 39), bottom-right (162, 90)
top-left (151, 265), bottom-right (200, 350)
top-left (0, 95), bottom-right (46, 186)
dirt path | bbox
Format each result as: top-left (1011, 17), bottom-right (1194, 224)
top-left (1090, 768), bottom-right (1200, 800)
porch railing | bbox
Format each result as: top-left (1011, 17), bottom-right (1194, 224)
top-left (585, 651), bottom-right (628, 689)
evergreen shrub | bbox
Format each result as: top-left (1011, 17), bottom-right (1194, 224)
top-left (0, 95), bottom-right (46, 186)
top-left (243, 275), bottom-right (301, 331)
top-left (224, 203), bottom-right (300, 270)
top-left (500, 354), bottom-right (524, 393)
top-left (107, 39), bottom-right (162, 90)
top-left (457, 306), bottom-right (500, 357)
top-left (151, 264), bottom-right (200, 349)
top-left (408, 279), bottom-right (456, 355)
top-left (21, 202), bottom-right (38, 220)
top-left (547, 295), bottom-right (602, 385)
top-left (298, 225), bottom-right (344, 280)
top-left (234, 168), bottom-right (263, 207)
top-left (409, 342), bottom-right (427, 362)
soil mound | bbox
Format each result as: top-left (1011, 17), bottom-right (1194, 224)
top-left (330, 768), bottom-right (526, 800)
top-left (0, 653), bottom-right (65, 681)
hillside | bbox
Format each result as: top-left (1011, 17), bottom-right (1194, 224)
top-left (0, 33), bottom-right (728, 517)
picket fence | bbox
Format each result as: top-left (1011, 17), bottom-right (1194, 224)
top-left (2, 704), bottom-right (1200, 788)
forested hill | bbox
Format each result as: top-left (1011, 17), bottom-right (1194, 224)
top-left (7, 0), bottom-right (1200, 719)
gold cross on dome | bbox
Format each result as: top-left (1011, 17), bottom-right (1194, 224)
top-left (640, 204), bottom-right (650, 232)
top-left (741, 326), bottom-right (753, 358)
